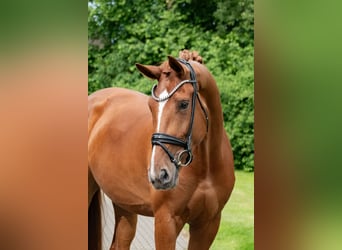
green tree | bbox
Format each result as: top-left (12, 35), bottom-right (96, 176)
top-left (214, 0), bottom-right (254, 46)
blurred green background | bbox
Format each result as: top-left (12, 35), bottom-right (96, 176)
top-left (256, 1), bottom-right (342, 249)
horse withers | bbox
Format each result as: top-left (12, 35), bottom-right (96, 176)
top-left (88, 51), bottom-right (235, 250)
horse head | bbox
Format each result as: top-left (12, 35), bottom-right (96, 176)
top-left (136, 56), bottom-right (208, 190)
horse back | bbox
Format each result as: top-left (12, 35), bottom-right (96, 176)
top-left (88, 87), bottom-right (151, 142)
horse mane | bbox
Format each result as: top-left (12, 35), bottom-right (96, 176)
top-left (178, 49), bottom-right (214, 91)
top-left (178, 50), bottom-right (203, 64)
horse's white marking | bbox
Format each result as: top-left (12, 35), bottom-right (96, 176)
top-left (150, 89), bottom-right (169, 179)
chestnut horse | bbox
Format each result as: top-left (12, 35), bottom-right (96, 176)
top-left (88, 52), bottom-right (235, 250)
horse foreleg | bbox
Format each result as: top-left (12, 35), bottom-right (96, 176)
top-left (110, 204), bottom-right (137, 250)
top-left (154, 211), bottom-right (185, 250)
top-left (188, 213), bottom-right (221, 250)
top-left (88, 168), bottom-right (99, 207)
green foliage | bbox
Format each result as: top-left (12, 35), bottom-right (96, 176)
top-left (88, 0), bottom-right (254, 171)
top-left (214, 0), bottom-right (254, 46)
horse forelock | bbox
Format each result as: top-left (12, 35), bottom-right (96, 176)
top-left (156, 52), bottom-right (215, 98)
top-left (156, 62), bottom-right (183, 92)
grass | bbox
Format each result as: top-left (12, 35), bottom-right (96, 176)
top-left (210, 170), bottom-right (254, 250)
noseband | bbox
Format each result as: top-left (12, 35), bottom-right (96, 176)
top-left (151, 59), bottom-right (209, 168)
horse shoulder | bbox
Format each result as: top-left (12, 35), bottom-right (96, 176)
top-left (198, 132), bottom-right (235, 213)
top-left (185, 130), bottom-right (234, 220)
top-left (214, 131), bottom-right (235, 206)
top-left (185, 177), bottom-right (220, 224)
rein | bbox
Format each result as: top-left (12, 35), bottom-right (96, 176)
top-left (151, 59), bottom-right (209, 168)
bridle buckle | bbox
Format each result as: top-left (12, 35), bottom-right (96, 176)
top-left (177, 150), bottom-right (192, 167)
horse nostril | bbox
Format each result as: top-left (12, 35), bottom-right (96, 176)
top-left (159, 169), bottom-right (169, 183)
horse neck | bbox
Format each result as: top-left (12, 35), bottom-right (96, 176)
top-left (189, 63), bottom-right (227, 174)
top-left (198, 70), bottom-right (225, 141)
top-left (194, 83), bottom-right (224, 177)
top-left (197, 68), bottom-right (233, 175)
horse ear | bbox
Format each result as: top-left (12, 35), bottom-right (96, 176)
top-left (168, 56), bottom-right (184, 76)
top-left (136, 64), bottom-right (161, 80)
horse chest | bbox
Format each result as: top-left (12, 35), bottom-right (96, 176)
top-left (188, 180), bottom-right (220, 220)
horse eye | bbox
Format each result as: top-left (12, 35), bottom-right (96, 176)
top-left (163, 71), bottom-right (171, 77)
top-left (179, 101), bottom-right (189, 110)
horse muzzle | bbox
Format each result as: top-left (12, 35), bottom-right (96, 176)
top-left (148, 166), bottom-right (178, 190)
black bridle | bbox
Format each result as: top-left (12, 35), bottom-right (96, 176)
top-left (151, 59), bottom-right (209, 168)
